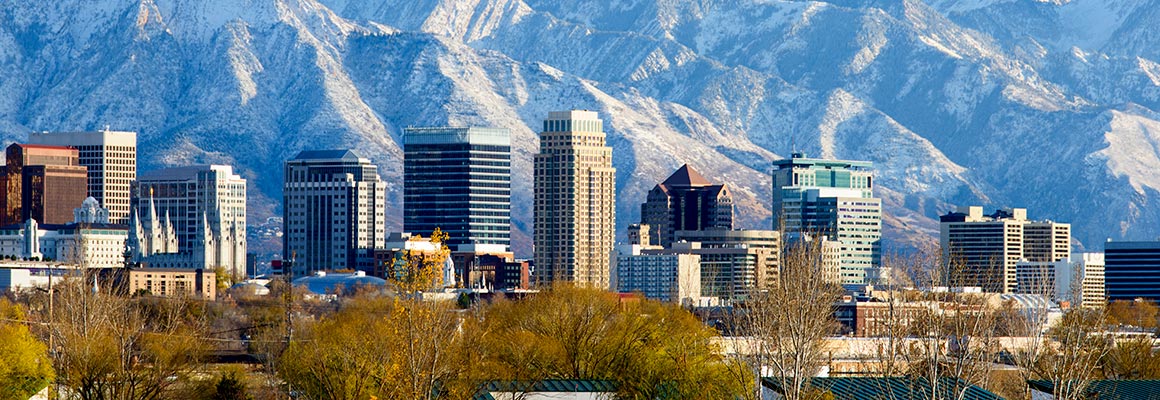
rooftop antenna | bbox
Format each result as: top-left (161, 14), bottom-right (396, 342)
top-left (790, 124), bottom-right (796, 156)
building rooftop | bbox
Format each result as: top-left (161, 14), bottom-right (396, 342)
top-left (291, 271), bottom-right (387, 295)
top-left (473, 380), bottom-right (617, 400)
top-left (0, 222), bottom-right (128, 232)
top-left (1028, 380), bottom-right (1160, 399)
top-left (1105, 240), bottom-right (1160, 250)
top-left (662, 164), bottom-right (712, 187)
top-left (772, 153), bottom-right (873, 170)
top-left (138, 165), bottom-right (240, 181)
top-left (11, 143), bottom-right (75, 151)
top-left (29, 130), bottom-right (137, 146)
top-left (292, 149), bottom-right (365, 162)
top-left (403, 127), bottom-right (510, 146)
top-left (547, 110), bottom-right (599, 120)
top-left (763, 377), bottom-right (1004, 400)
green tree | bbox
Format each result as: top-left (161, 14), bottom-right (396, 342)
top-left (212, 370), bottom-right (253, 400)
top-left (0, 298), bottom-right (53, 399)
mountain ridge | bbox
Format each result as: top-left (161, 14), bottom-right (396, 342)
top-left (3, 0), bottom-right (1160, 257)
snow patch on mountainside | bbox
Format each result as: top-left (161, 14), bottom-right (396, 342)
top-left (1099, 109), bottom-right (1160, 194)
top-left (5, 0), bottom-right (1160, 254)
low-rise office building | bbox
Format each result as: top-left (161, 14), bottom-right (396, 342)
top-left (127, 267), bottom-right (216, 300)
top-left (612, 244), bottom-right (701, 305)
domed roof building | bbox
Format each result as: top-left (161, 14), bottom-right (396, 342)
top-left (291, 270), bottom-right (387, 296)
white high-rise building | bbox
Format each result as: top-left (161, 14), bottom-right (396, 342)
top-left (131, 165), bottom-right (246, 277)
top-left (611, 244), bottom-right (701, 305)
top-left (28, 130), bottom-right (137, 223)
top-left (1016, 253), bottom-right (1104, 309)
top-left (283, 150), bottom-right (386, 277)
top-left (533, 110), bottom-right (616, 288)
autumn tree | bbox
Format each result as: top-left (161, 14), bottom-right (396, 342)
top-left (277, 294), bottom-right (473, 400)
top-left (1101, 335), bottom-right (1160, 379)
top-left (477, 285), bottom-right (748, 399)
top-left (998, 258), bottom-right (1114, 400)
top-left (1030, 309), bottom-right (1112, 400)
top-left (386, 229), bottom-right (451, 293)
top-left (879, 245), bottom-right (1005, 400)
top-left (741, 236), bottom-right (843, 400)
top-left (1106, 299), bottom-right (1159, 330)
top-left (277, 296), bottom-right (394, 400)
top-left (0, 298), bottom-right (53, 399)
top-left (41, 280), bottom-right (210, 400)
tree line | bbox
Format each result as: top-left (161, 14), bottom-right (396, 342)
top-left (0, 237), bottom-right (1157, 399)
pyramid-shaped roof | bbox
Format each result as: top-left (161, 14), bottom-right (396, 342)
top-left (662, 164), bottom-right (712, 187)
top-left (293, 149), bottom-right (363, 161)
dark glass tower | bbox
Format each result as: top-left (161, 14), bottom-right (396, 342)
top-left (1104, 241), bottom-right (1160, 302)
top-left (404, 127), bottom-right (511, 253)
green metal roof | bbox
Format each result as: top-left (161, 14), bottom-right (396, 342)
top-left (763, 377), bottom-right (1006, 400)
top-left (1028, 380), bottom-right (1160, 400)
top-left (473, 380), bottom-right (618, 400)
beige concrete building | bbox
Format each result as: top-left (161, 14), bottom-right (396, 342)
top-left (940, 206), bottom-right (1071, 294)
top-left (128, 267), bottom-right (216, 300)
top-left (29, 130), bottom-right (137, 223)
top-left (284, 150), bottom-right (386, 276)
top-left (533, 110), bottom-right (615, 288)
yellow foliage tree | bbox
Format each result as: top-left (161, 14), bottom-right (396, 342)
top-left (475, 285), bottom-right (748, 399)
top-left (45, 281), bottom-right (210, 400)
top-left (1106, 299), bottom-right (1159, 330)
top-left (387, 228), bottom-right (451, 293)
top-left (277, 295), bottom-right (474, 400)
top-left (0, 298), bottom-right (53, 399)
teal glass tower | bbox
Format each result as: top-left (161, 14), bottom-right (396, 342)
top-left (772, 153), bottom-right (882, 285)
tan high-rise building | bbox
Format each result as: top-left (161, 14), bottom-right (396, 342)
top-left (940, 206), bottom-right (1071, 294)
top-left (2, 144), bottom-right (88, 226)
top-left (533, 110), bottom-right (616, 288)
top-left (29, 130), bottom-right (137, 223)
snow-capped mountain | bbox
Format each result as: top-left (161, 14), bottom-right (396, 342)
top-left (2, 0), bottom-right (1159, 256)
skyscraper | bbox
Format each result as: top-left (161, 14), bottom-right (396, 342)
top-left (771, 153), bottom-right (881, 285)
top-left (403, 127), bottom-right (511, 253)
top-left (533, 110), bottom-right (616, 288)
top-left (939, 206), bottom-right (1071, 294)
top-left (2, 144), bottom-right (88, 225)
top-left (1104, 241), bottom-right (1160, 302)
top-left (640, 164), bottom-right (733, 248)
top-left (131, 165), bottom-right (247, 277)
top-left (283, 150), bottom-right (386, 276)
top-left (28, 130), bottom-right (137, 223)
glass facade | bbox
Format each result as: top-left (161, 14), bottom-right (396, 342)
top-left (772, 154), bottom-right (881, 285)
top-left (403, 127), bottom-right (511, 252)
top-left (1104, 242), bottom-right (1160, 302)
